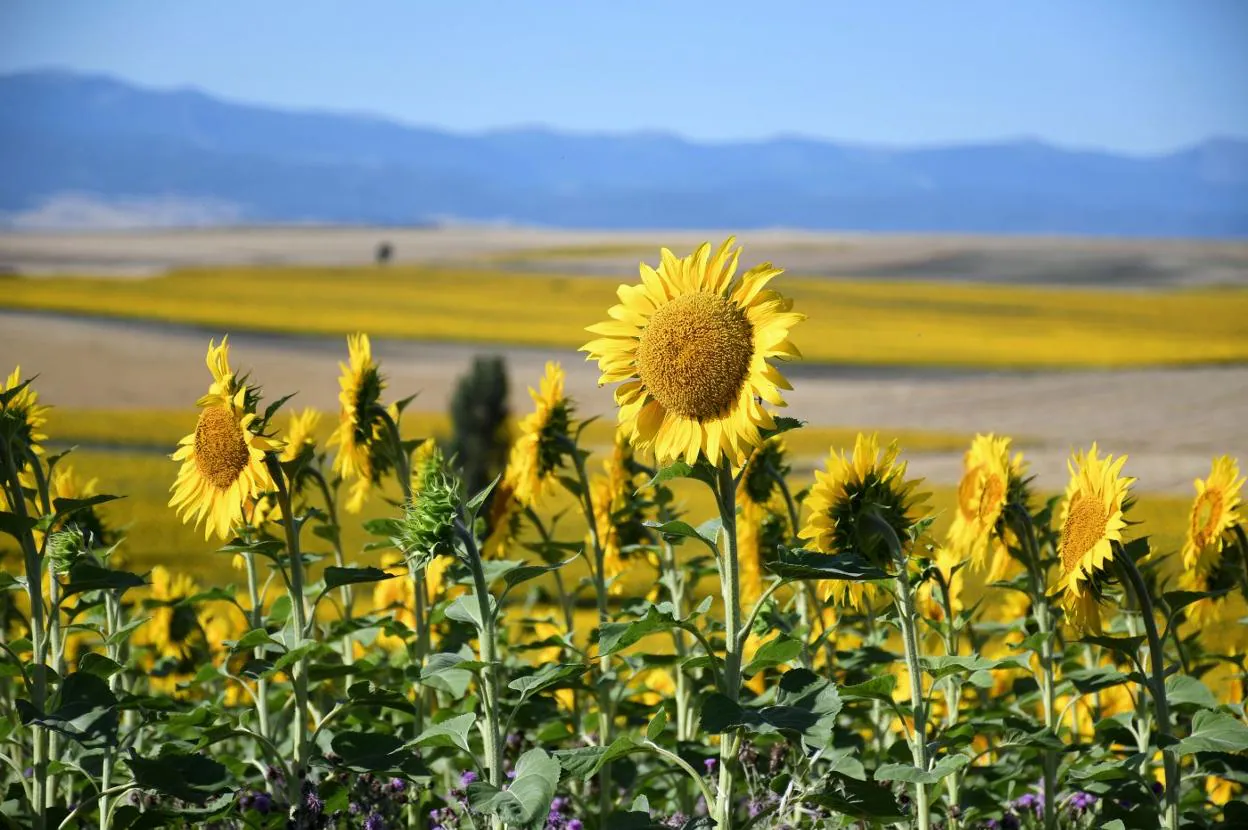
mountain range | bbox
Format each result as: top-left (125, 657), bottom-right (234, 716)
top-left (2, 70), bottom-right (1246, 236)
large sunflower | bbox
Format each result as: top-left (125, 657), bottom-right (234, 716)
top-left (582, 238), bottom-right (803, 466)
top-left (1, 366), bottom-right (50, 455)
top-left (505, 361), bottom-right (571, 508)
top-left (170, 339), bottom-right (277, 541)
top-left (1178, 456), bottom-right (1244, 629)
top-left (799, 433), bottom-right (928, 609)
top-left (946, 434), bottom-right (1028, 581)
top-left (329, 334), bottom-right (388, 513)
top-left (1053, 444), bottom-right (1134, 633)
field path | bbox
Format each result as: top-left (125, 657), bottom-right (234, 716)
top-left (4, 310), bottom-right (1243, 496)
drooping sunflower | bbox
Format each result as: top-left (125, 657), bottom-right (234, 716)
top-left (170, 338), bottom-right (278, 541)
top-left (1177, 456), bottom-right (1245, 629)
top-left (737, 438), bottom-right (792, 608)
top-left (1, 366), bottom-right (50, 455)
top-left (799, 433), bottom-right (929, 609)
top-left (1053, 444), bottom-right (1134, 633)
top-left (946, 434), bottom-right (1030, 582)
top-left (582, 238), bottom-right (803, 466)
top-left (505, 361), bottom-right (571, 509)
top-left (329, 334), bottom-right (389, 513)
top-left (279, 407), bottom-right (322, 464)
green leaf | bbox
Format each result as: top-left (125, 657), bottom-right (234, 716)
top-left (700, 669), bottom-right (844, 750)
top-left (1165, 675), bottom-right (1218, 711)
top-left (508, 663), bottom-right (586, 698)
top-left (768, 548), bottom-right (892, 581)
top-left (53, 494), bottom-right (121, 518)
top-left (77, 653), bottom-right (123, 680)
top-left (413, 712), bottom-right (477, 755)
top-left (419, 652), bottom-right (476, 698)
top-left (60, 563), bottom-right (145, 598)
top-left (17, 671), bottom-right (118, 748)
top-left (1079, 634), bottom-right (1145, 658)
top-left (743, 637), bottom-right (803, 676)
top-left (761, 416), bottom-right (805, 440)
top-left (465, 474), bottom-right (502, 519)
top-left (445, 593), bottom-right (495, 631)
top-left (0, 511), bottom-right (38, 539)
top-left (1163, 589), bottom-right (1228, 614)
top-left (1066, 667), bottom-right (1130, 695)
top-left (874, 754), bottom-right (970, 785)
top-left (330, 732), bottom-right (407, 773)
top-left (839, 675), bottom-right (899, 704)
top-left (920, 655), bottom-right (1026, 682)
top-left (1173, 710), bottom-right (1248, 755)
top-left (128, 751), bottom-right (230, 806)
top-left (805, 773), bottom-right (905, 822)
top-left (467, 748), bottom-right (560, 828)
top-left (643, 520), bottom-right (719, 556)
top-left (501, 557), bottom-right (576, 592)
top-left (597, 603), bottom-right (684, 656)
top-left (639, 460), bottom-right (716, 492)
top-left (324, 566), bottom-right (396, 591)
top-left (555, 736), bottom-right (641, 780)
top-left (229, 628), bottom-right (283, 654)
top-left (646, 708), bottom-right (667, 742)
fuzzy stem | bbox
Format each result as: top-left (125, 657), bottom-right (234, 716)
top-left (933, 569), bottom-right (963, 828)
top-left (714, 461), bottom-right (743, 830)
top-left (243, 551), bottom-right (271, 740)
top-left (2, 446), bottom-right (47, 830)
top-left (267, 458), bottom-right (311, 806)
top-left (1116, 549), bottom-right (1179, 830)
top-left (895, 567), bottom-right (931, 830)
top-left (309, 469), bottom-right (355, 675)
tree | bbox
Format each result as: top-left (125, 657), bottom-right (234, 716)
top-left (448, 355), bottom-right (510, 496)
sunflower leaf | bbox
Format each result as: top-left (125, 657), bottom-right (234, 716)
top-left (644, 520), bottom-right (718, 556)
top-left (324, 566), bottom-right (396, 591)
top-left (1173, 710), bottom-right (1248, 755)
top-left (468, 748), bottom-right (560, 827)
top-left (1162, 589), bottom-right (1229, 615)
top-left (768, 548), bottom-right (892, 582)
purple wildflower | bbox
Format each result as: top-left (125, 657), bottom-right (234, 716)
top-left (460, 770), bottom-right (479, 786)
top-left (704, 757), bottom-right (718, 775)
top-left (364, 813), bottom-right (387, 830)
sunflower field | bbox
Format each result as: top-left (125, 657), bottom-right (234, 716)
top-left (1, 239), bottom-right (1246, 830)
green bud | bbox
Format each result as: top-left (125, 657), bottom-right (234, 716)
top-left (400, 445), bottom-right (460, 571)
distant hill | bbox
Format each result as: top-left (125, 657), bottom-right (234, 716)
top-left (1, 69), bottom-right (1246, 236)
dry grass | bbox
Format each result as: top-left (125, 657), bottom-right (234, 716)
top-left (3, 264), bottom-right (1245, 368)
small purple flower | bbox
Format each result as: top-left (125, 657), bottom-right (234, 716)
top-left (1013, 793), bottom-right (1043, 819)
top-left (389, 777), bottom-right (406, 793)
top-left (551, 796), bottom-right (569, 812)
top-left (253, 792), bottom-right (273, 815)
top-left (703, 757), bottom-right (718, 775)
top-left (1068, 791), bottom-right (1097, 813)
top-left (349, 801), bottom-right (362, 816)
top-left (460, 770), bottom-right (479, 786)
top-left (365, 813), bottom-right (387, 830)
top-left (983, 820), bottom-right (1000, 830)
top-left (568, 820), bottom-right (583, 830)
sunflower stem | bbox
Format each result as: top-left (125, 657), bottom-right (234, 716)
top-left (713, 459), bottom-right (744, 830)
top-left (2, 443), bottom-right (47, 830)
top-left (895, 564), bottom-right (931, 830)
top-left (569, 444), bottom-right (614, 813)
top-left (933, 568), bottom-right (963, 829)
top-left (309, 469), bottom-right (355, 678)
top-left (242, 550), bottom-right (272, 740)
top-left (100, 588), bottom-right (123, 830)
top-left (267, 457), bottom-right (311, 808)
top-left (1116, 548), bottom-right (1180, 830)
top-left (454, 519), bottom-right (504, 830)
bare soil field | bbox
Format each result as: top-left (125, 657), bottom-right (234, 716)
top-left (3, 225), bottom-right (1248, 286)
top-left (3, 310), bottom-right (1243, 496)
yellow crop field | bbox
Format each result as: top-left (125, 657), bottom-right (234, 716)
top-left (3, 263), bottom-right (1245, 367)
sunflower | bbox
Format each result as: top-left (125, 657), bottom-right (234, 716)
top-left (329, 334), bottom-right (388, 513)
top-left (737, 438), bottom-right (791, 606)
top-left (483, 475), bottom-right (522, 559)
top-left (505, 361), bottom-right (571, 509)
top-left (946, 434), bottom-right (1029, 581)
top-left (170, 339), bottom-right (278, 541)
top-left (134, 566), bottom-right (203, 661)
top-left (1, 366), bottom-right (50, 455)
top-left (409, 438), bottom-right (440, 499)
top-left (1177, 456), bottom-right (1245, 629)
top-left (280, 407), bottom-right (322, 463)
top-left (799, 433), bottom-right (929, 609)
top-left (1053, 444), bottom-right (1134, 633)
top-left (582, 238), bottom-right (803, 466)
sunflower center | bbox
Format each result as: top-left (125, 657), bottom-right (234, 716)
top-left (1060, 494), bottom-right (1107, 574)
top-left (978, 474), bottom-right (1005, 522)
top-left (194, 406), bottom-right (251, 490)
top-left (636, 292), bottom-right (754, 421)
top-left (1190, 490), bottom-right (1223, 548)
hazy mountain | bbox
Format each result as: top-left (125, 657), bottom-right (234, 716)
top-left (2, 70), bottom-right (1245, 235)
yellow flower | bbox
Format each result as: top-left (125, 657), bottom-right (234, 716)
top-left (1182, 456), bottom-right (1243, 574)
top-left (946, 434), bottom-right (1026, 582)
top-left (1053, 444), bottom-right (1134, 634)
top-left (329, 334), bottom-right (387, 513)
top-left (373, 552), bottom-right (417, 651)
top-left (280, 407), bottom-right (322, 463)
top-left (737, 438), bottom-right (791, 608)
top-left (409, 438), bottom-right (439, 499)
top-left (1, 366), bottom-right (50, 455)
top-left (799, 433), bottom-right (929, 609)
top-left (483, 475), bottom-right (522, 559)
top-left (169, 339), bottom-right (278, 541)
top-left (505, 362), bottom-right (570, 509)
top-left (134, 566), bottom-right (202, 661)
top-left (582, 238), bottom-right (803, 466)
top-left (632, 667), bottom-right (676, 707)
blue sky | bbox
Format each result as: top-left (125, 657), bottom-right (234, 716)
top-left (2, 1), bottom-right (1246, 153)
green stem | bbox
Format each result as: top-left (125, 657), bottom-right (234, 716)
top-left (100, 590), bottom-right (122, 830)
top-left (267, 457), bottom-right (311, 802)
top-left (456, 520), bottom-right (504, 830)
top-left (895, 567), bottom-right (930, 830)
top-left (714, 460), bottom-right (743, 830)
top-left (1116, 549), bottom-right (1180, 830)
top-left (242, 551), bottom-right (271, 740)
top-left (2, 445), bottom-right (47, 830)
top-left (933, 569), bottom-right (963, 829)
top-left (309, 469), bottom-right (355, 674)
top-left (45, 555), bottom-right (62, 811)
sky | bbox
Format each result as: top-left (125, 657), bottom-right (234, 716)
top-left (2, 1), bottom-right (1246, 154)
